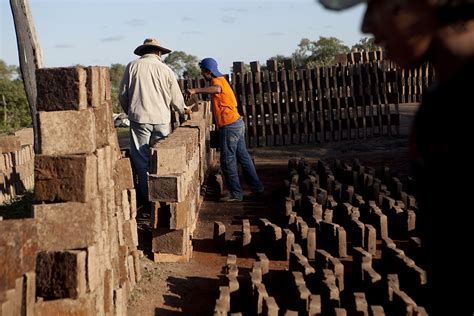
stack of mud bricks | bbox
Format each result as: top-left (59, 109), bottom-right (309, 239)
top-left (209, 169), bottom-right (427, 314)
top-left (278, 157), bottom-right (428, 314)
top-left (0, 128), bottom-right (34, 204)
top-left (148, 101), bottom-right (212, 263)
top-left (0, 66), bottom-right (141, 315)
top-left (211, 156), bottom-right (428, 314)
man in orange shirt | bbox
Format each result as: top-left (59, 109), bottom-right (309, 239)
top-left (187, 58), bottom-right (264, 202)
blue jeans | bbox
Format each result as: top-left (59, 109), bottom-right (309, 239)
top-left (130, 121), bottom-right (170, 201)
top-left (219, 117), bottom-right (264, 200)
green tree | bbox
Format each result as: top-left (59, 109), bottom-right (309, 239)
top-left (0, 79), bottom-right (30, 133)
top-left (0, 59), bottom-right (30, 133)
top-left (351, 37), bottom-right (380, 52)
top-left (164, 51), bottom-right (200, 79)
top-left (307, 36), bottom-right (350, 67)
top-left (292, 38), bottom-right (315, 68)
top-left (109, 63), bottom-right (125, 113)
top-left (0, 60), bottom-right (17, 80)
top-left (270, 37), bottom-right (350, 69)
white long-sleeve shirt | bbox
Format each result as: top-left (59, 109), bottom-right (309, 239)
top-left (119, 54), bottom-right (186, 124)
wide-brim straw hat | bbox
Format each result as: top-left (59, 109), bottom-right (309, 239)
top-left (134, 38), bottom-right (172, 56)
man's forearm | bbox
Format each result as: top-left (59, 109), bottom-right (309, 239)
top-left (190, 86), bottom-right (221, 94)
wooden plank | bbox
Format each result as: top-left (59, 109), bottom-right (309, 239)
top-left (347, 65), bottom-right (366, 139)
top-left (245, 72), bottom-right (258, 148)
top-left (233, 61), bottom-right (244, 74)
top-left (231, 70), bottom-right (249, 145)
top-left (267, 60), bottom-right (283, 145)
top-left (378, 62), bottom-right (393, 136)
top-left (251, 61), bottom-right (266, 147)
top-left (340, 66), bottom-right (359, 139)
top-left (303, 69), bottom-right (317, 143)
top-left (279, 69), bottom-right (292, 145)
top-left (313, 68), bottom-right (324, 143)
top-left (358, 64), bottom-right (374, 137)
top-left (297, 69), bottom-right (309, 144)
top-left (330, 66), bottom-right (342, 141)
top-left (10, 0), bottom-right (44, 153)
top-left (262, 70), bottom-right (275, 146)
top-left (369, 64), bottom-right (387, 136)
top-left (321, 67), bottom-right (333, 142)
top-left (284, 59), bottom-right (300, 144)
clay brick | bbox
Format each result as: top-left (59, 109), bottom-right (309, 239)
top-left (113, 158), bottom-right (134, 191)
top-left (86, 66), bottom-right (101, 108)
top-left (93, 101), bottom-right (112, 148)
top-left (117, 245), bottom-right (129, 290)
top-left (34, 199), bottom-right (101, 251)
top-left (321, 270), bottom-right (340, 309)
top-left (34, 154), bottom-right (97, 203)
top-left (122, 190), bottom-right (131, 220)
top-left (365, 224), bottom-right (377, 256)
top-left (262, 296), bottom-right (279, 316)
top-left (371, 209), bottom-right (388, 239)
top-left (99, 67), bottom-right (111, 102)
top-left (103, 269), bottom-right (113, 314)
top-left (34, 296), bottom-right (94, 316)
top-left (35, 250), bottom-right (87, 299)
top-left (390, 289), bottom-right (417, 315)
top-left (87, 245), bottom-right (101, 292)
top-left (127, 255), bottom-right (136, 287)
top-left (214, 221), bottom-right (226, 250)
top-left (24, 272), bottom-right (36, 316)
top-left (150, 142), bottom-right (187, 175)
top-left (123, 219), bottom-right (139, 249)
top-left (152, 228), bottom-right (189, 255)
top-left (95, 146), bottom-right (109, 192)
top-left (148, 173), bottom-right (185, 202)
top-left (214, 299), bottom-right (228, 315)
top-left (36, 67), bottom-right (87, 111)
top-left (370, 305), bottom-right (385, 316)
top-left (242, 219), bottom-right (252, 250)
top-left (131, 250), bottom-right (142, 282)
top-left (254, 283), bottom-right (268, 315)
top-left (0, 136), bottom-right (21, 153)
top-left (0, 219), bottom-right (38, 293)
top-left (181, 119), bottom-right (208, 178)
top-left (168, 128), bottom-right (199, 161)
top-left (38, 108), bottom-right (96, 155)
top-left (309, 294), bottom-right (322, 315)
top-left (307, 227), bottom-right (317, 260)
top-left (13, 128), bottom-right (34, 146)
top-left (353, 292), bottom-right (369, 316)
top-left (129, 189), bottom-right (137, 219)
top-left (167, 169), bottom-right (200, 229)
top-left (256, 253), bottom-right (269, 275)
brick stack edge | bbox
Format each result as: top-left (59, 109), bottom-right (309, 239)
top-left (148, 100), bottom-right (214, 263)
top-left (0, 66), bottom-right (141, 315)
top-left (0, 128), bottom-right (35, 204)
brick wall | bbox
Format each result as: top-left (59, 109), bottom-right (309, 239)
top-left (0, 128), bottom-right (34, 204)
top-left (148, 101), bottom-right (215, 262)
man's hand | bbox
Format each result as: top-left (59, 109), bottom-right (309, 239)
top-left (185, 88), bottom-right (196, 100)
top-left (184, 106), bottom-right (193, 115)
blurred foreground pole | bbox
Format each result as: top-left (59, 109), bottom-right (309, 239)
top-left (10, 0), bottom-right (43, 153)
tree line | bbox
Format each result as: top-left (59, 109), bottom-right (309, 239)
top-left (0, 36), bottom-right (378, 133)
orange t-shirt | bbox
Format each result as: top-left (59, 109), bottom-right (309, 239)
top-left (211, 77), bottom-right (240, 128)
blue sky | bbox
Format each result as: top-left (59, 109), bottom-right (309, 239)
top-left (1, 0), bottom-right (366, 73)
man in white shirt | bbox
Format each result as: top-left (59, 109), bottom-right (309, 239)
top-left (119, 38), bottom-right (190, 204)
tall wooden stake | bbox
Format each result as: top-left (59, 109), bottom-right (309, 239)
top-left (10, 0), bottom-right (43, 153)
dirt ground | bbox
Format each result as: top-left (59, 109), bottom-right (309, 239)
top-left (126, 104), bottom-right (418, 316)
